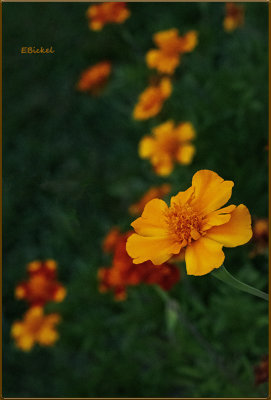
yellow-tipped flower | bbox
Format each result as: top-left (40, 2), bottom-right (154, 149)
top-left (133, 78), bottom-right (172, 120)
top-left (146, 29), bottom-right (198, 74)
top-left (126, 170), bottom-right (252, 276)
top-left (11, 307), bottom-right (61, 351)
top-left (224, 3), bottom-right (244, 32)
top-left (139, 120), bottom-right (196, 176)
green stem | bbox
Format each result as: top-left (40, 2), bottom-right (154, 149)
top-left (212, 265), bottom-right (268, 301)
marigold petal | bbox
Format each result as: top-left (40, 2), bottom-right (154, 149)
top-left (170, 186), bottom-right (194, 207)
top-left (206, 204), bottom-right (252, 247)
top-left (160, 78), bottom-right (172, 98)
top-left (153, 28), bottom-right (179, 49)
top-left (126, 233), bottom-right (181, 265)
top-left (192, 170), bottom-right (234, 215)
top-left (175, 122), bottom-right (196, 141)
top-left (185, 237), bottom-right (225, 276)
top-left (203, 205), bottom-right (236, 228)
top-left (131, 199), bottom-right (169, 236)
top-left (139, 136), bottom-right (155, 158)
top-left (176, 144), bottom-right (195, 165)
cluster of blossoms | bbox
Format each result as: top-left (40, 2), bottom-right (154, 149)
top-left (86, 2), bottom-right (130, 31)
top-left (11, 260), bottom-right (66, 351)
top-left (98, 228), bottom-right (180, 301)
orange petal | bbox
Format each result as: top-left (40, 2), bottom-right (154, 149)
top-left (176, 144), bottom-right (195, 165)
top-left (152, 120), bottom-right (174, 140)
top-left (203, 205), bottom-right (236, 228)
top-left (153, 29), bottom-right (179, 49)
top-left (139, 136), bottom-right (155, 158)
top-left (192, 170), bottom-right (234, 215)
top-left (206, 204), bottom-right (252, 247)
top-left (185, 237), bottom-right (225, 276)
top-left (175, 122), bottom-right (196, 141)
top-left (131, 199), bottom-right (169, 236)
top-left (126, 233), bottom-right (181, 265)
top-left (170, 186), bottom-right (194, 207)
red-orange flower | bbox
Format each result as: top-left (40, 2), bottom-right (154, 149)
top-left (76, 61), bottom-right (111, 95)
top-left (127, 170), bottom-right (252, 276)
top-left (250, 218), bottom-right (268, 257)
top-left (133, 78), bottom-right (172, 120)
top-left (223, 3), bottom-right (244, 32)
top-left (129, 184), bottom-right (171, 215)
top-left (11, 307), bottom-right (61, 351)
top-left (99, 231), bottom-right (180, 300)
top-left (254, 355), bottom-right (268, 385)
top-left (139, 120), bottom-right (196, 176)
top-left (15, 260), bottom-right (66, 306)
top-left (86, 2), bottom-right (130, 31)
top-left (146, 29), bottom-right (198, 75)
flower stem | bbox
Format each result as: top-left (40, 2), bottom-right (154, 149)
top-left (211, 265), bottom-right (268, 301)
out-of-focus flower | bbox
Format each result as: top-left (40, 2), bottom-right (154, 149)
top-left (127, 170), bottom-right (252, 276)
top-left (139, 120), bottom-right (196, 176)
top-left (224, 3), bottom-right (244, 32)
top-left (99, 231), bottom-right (180, 300)
top-left (102, 227), bottom-right (122, 254)
top-left (146, 29), bottom-right (198, 74)
top-left (133, 78), bottom-right (172, 120)
top-left (86, 2), bottom-right (130, 31)
top-left (129, 184), bottom-right (171, 215)
top-left (11, 307), bottom-right (61, 351)
top-left (250, 218), bottom-right (268, 257)
top-left (254, 355), bottom-right (268, 385)
top-left (15, 260), bottom-right (66, 306)
top-left (76, 61), bottom-right (111, 95)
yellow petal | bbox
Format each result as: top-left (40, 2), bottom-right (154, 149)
top-left (206, 204), bottom-right (252, 247)
top-left (126, 233), bottom-right (181, 265)
top-left (131, 199), bottom-right (169, 236)
top-left (153, 29), bottom-right (179, 49)
top-left (175, 122), bottom-right (196, 141)
top-left (203, 205), bottom-right (236, 228)
top-left (170, 186), bottom-right (194, 206)
top-left (159, 78), bottom-right (172, 98)
top-left (139, 136), bottom-right (155, 158)
top-left (185, 237), bottom-right (225, 276)
top-left (146, 49), bottom-right (160, 69)
top-left (154, 158), bottom-right (174, 176)
top-left (152, 120), bottom-right (174, 140)
top-left (176, 144), bottom-right (195, 165)
top-left (192, 170), bottom-right (234, 215)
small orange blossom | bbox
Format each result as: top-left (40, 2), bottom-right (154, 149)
top-left (15, 260), bottom-right (66, 306)
top-left (146, 29), bottom-right (198, 74)
top-left (86, 2), bottom-right (130, 31)
top-left (224, 3), bottom-right (244, 32)
top-left (133, 78), bottom-right (172, 120)
top-left (76, 61), bottom-right (111, 95)
top-left (126, 170), bottom-right (252, 276)
top-left (139, 120), bottom-right (196, 176)
top-left (250, 218), bottom-right (268, 257)
top-left (11, 307), bottom-right (61, 351)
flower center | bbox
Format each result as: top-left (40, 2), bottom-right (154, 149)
top-left (165, 203), bottom-right (203, 245)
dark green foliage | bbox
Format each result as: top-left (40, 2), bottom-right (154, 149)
top-left (3, 3), bottom-right (268, 397)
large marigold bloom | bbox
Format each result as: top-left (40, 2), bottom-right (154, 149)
top-left (139, 120), bottom-right (196, 176)
top-left (86, 2), bottom-right (130, 31)
top-left (146, 29), bottom-right (198, 75)
top-left (11, 307), bottom-right (61, 351)
top-left (76, 61), bottom-right (111, 95)
top-left (129, 184), bottom-right (171, 215)
top-left (126, 170), bottom-right (252, 276)
top-left (223, 3), bottom-right (244, 32)
top-left (15, 260), bottom-right (66, 306)
top-left (133, 78), bottom-right (172, 120)
top-left (99, 231), bottom-right (180, 300)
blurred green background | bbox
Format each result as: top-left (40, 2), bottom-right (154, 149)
top-left (3, 2), bottom-right (268, 397)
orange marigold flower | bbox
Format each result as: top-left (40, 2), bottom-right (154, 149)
top-left (86, 2), bottom-right (130, 31)
top-left (254, 355), bottom-right (268, 385)
top-left (223, 3), bottom-right (244, 32)
top-left (126, 170), bottom-right (252, 276)
top-left (102, 227), bottom-right (122, 254)
top-left (139, 120), bottom-right (196, 176)
top-left (76, 61), bottom-right (111, 95)
top-left (250, 218), bottom-right (268, 257)
top-left (15, 260), bottom-right (66, 306)
top-left (133, 78), bottom-right (172, 120)
top-left (129, 184), bottom-right (171, 215)
top-left (11, 307), bottom-right (61, 351)
top-left (146, 29), bottom-right (198, 74)
top-left (99, 231), bottom-right (180, 300)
